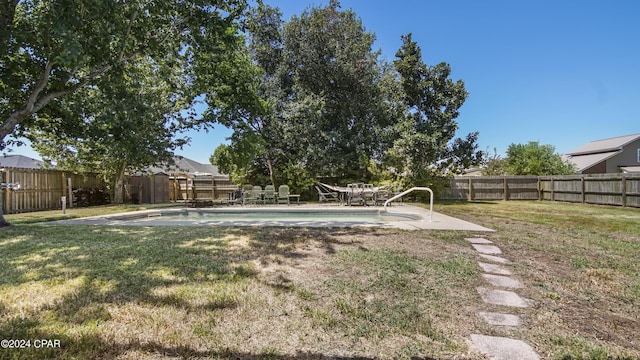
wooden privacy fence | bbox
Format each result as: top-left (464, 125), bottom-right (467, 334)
top-left (539, 174), bottom-right (640, 208)
top-left (1, 167), bottom-right (106, 214)
top-left (442, 176), bottom-right (540, 201)
top-left (441, 174), bottom-right (640, 208)
top-left (167, 175), bottom-right (236, 203)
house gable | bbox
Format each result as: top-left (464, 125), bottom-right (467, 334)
top-left (607, 137), bottom-right (640, 173)
top-left (566, 133), bottom-right (640, 173)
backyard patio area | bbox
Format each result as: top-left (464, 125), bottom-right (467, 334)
top-left (0, 201), bottom-right (638, 359)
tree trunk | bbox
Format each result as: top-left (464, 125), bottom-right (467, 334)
top-left (266, 157), bottom-right (275, 185)
top-left (113, 161), bottom-right (128, 204)
top-left (0, 191), bottom-right (10, 227)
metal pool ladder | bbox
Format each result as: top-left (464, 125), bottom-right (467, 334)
top-left (383, 187), bottom-right (433, 222)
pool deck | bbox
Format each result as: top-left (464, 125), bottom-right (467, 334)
top-left (44, 204), bottom-right (494, 232)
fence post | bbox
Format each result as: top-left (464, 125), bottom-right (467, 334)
top-left (622, 175), bottom-right (627, 207)
top-left (6, 168), bottom-right (12, 213)
top-left (537, 177), bottom-right (541, 200)
top-left (581, 175), bottom-right (585, 204)
top-left (550, 177), bottom-right (555, 202)
top-left (468, 177), bottom-right (472, 201)
top-left (503, 176), bottom-right (508, 201)
top-left (67, 178), bottom-right (73, 208)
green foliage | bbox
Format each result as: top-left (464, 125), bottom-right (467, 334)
top-left (209, 2), bottom-right (483, 194)
top-left (388, 33), bottom-right (483, 189)
top-left (1, 0), bottom-right (257, 205)
top-left (29, 58), bottom-right (190, 202)
top-left (1, 0), bottom-right (249, 142)
top-left (216, 1), bottom-right (397, 188)
top-left (504, 141), bottom-right (575, 175)
top-left (481, 148), bottom-right (507, 175)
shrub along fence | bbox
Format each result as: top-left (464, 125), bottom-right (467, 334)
top-left (441, 174), bottom-right (640, 208)
top-left (1, 167), bottom-right (106, 214)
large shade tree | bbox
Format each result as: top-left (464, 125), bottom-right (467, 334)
top-left (29, 58), bottom-right (193, 203)
top-left (0, 0), bottom-right (252, 223)
top-left (213, 0), bottom-right (398, 190)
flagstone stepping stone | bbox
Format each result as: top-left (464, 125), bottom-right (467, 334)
top-left (479, 253), bottom-right (510, 263)
top-left (477, 311), bottom-right (522, 327)
top-left (482, 273), bottom-right (523, 288)
top-left (478, 262), bottom-right (512, 276)
top-left (465, 237), bottom-right (493, 244)
top-left (472, 244), bottom-right (502, 255)
top-left (470, 334), bottom-right (540, 360)
top-left (477, 287), bottom-right (530, 308)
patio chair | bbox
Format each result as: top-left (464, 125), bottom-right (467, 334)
top-left (374, 188), bottom-right (391, 206)
top-left (264, 185), bottom-right (276, 204)
top-left (347, 183), bottom-right (365, 206)
top-left (242, 185), bottom-right (260, 205)
top-left (242, 184), bottom-right (253, 196)
top-left (278, 185), bottom-right (290, 205)
top-left (252, 185), bottom-right (264, 205)
top-left (362, 183), bottom-right (376, 206)
top-left (315, 185), bottom-right (339, 203)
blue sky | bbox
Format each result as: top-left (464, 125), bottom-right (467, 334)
top-left (179, 0), bottom-right (639, 163)
top-left (9, 0), bottom-right (639, 164)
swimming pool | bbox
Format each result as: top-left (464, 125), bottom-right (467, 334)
top-left (45, 205), bottom-right (494, 231)
top-left (112, 208), bottom-right (419, 226)
top-left (46, 206), bottom-right (425, 229)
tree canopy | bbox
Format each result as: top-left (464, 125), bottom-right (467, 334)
top-left (212, 1), bottom-right (482, 193)
top-left (213, 1), bottom-right (398, 192)
top-left (29, 57), bottom-right (194, 203)
top-left (389, 33), bottom-right (482, 188)
top-left (1, 0), bottom-right (249, 146)
top-left (504, 141), bottom-right (575, 175)
top-left (0, 0), bottom-right (257, 218)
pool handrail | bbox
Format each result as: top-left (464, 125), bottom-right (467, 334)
top-left (383, 187), bottom-right (433, 222)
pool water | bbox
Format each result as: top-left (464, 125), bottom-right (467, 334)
top-left (43, 205), bottom-right (493, 231)
top-left (119, 209), bottom-right (422, 224)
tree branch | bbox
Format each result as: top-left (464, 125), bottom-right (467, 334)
top-left (0, 60), bottom-right (117, 140)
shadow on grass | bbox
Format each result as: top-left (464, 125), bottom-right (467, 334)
top-left (0, 319), bottom-right (436, 359)
top-left (0, 225), bottom-right (382, 359)
top-left (1, 315), bottom-right (435, 359)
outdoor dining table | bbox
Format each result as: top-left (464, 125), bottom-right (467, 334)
top-left (321, 183), bottom-right (383, 206)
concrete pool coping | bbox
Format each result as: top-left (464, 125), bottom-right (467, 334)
top-left (43, 204), bottom-right (494, 232)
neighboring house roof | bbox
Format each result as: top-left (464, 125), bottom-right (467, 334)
top-left (143, 156), bottom-right (225, 177)
top-left (564, 151), bottom-right (619, 172)
top-left (565, 133), bottom-right (640, 172)
top-left (567, 133), bottom-right (640, 156)
top-left (0, 154), bottom-right (45, 169)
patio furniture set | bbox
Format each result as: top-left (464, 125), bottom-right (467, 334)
top-left (315, 182), bottom-right (400, 206)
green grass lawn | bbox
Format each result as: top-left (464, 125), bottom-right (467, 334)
top-left (0, 201), bottom-right (638, 359)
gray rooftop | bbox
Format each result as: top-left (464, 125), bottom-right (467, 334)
top-left (567, 133), bottom-right (640, 156)
top-left (0, 154), bottom-right (45, 169)
top-left (144, 156), bottom-right (226, 177)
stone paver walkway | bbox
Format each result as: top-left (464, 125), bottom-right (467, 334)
top-left (465, 236), bottom-right (540, 360)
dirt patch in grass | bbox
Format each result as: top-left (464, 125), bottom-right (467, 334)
top-left (222, 228), bottom-right (485, 358)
